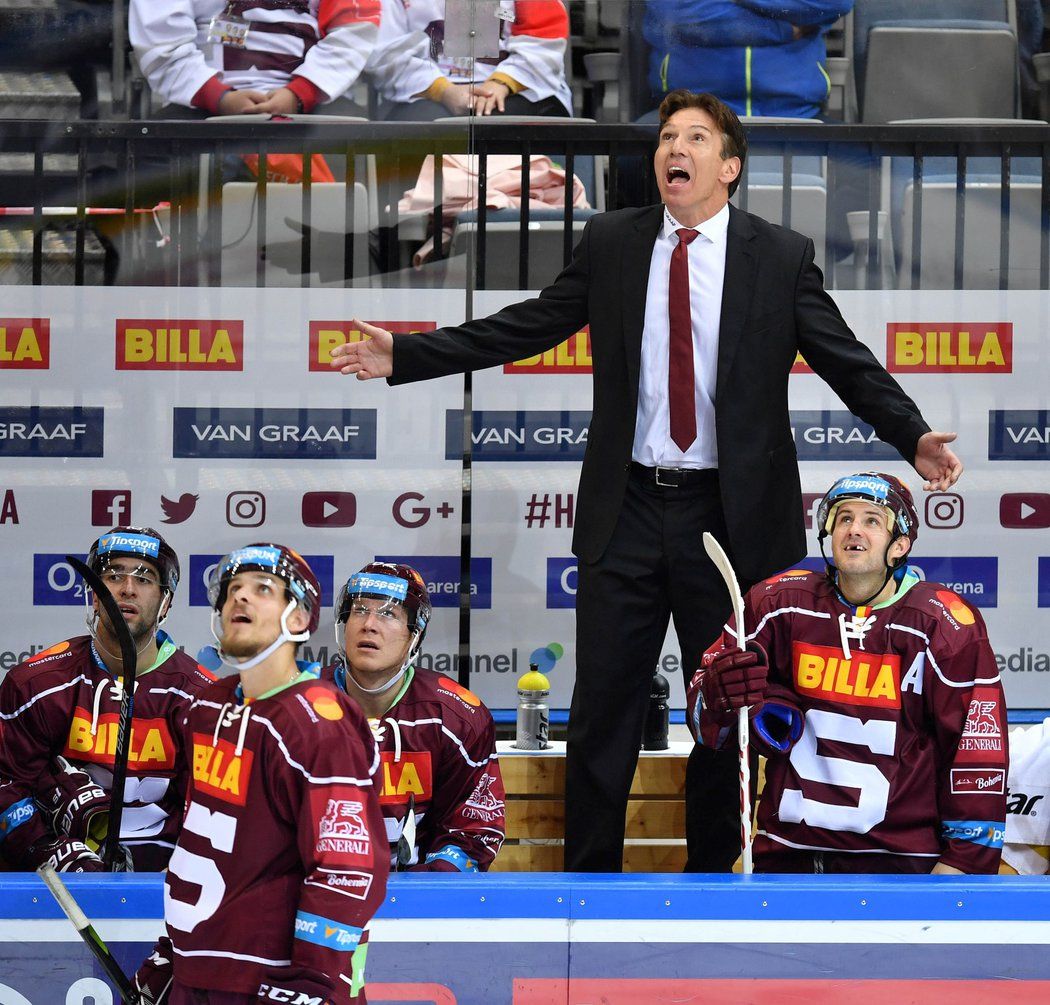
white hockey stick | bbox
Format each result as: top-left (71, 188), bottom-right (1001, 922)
top-left (702, 532), bottom-right (753, 875)
top-left (38, 863), bottom-right (136, 1002)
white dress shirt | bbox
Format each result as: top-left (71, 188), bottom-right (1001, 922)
top-left (633, 203), bottom-right (729, 469)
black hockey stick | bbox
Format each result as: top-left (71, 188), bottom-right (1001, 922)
top-left (38, 863), bottom-right (137, 1003)
top-left (66, 554), bottom-right (137, 872)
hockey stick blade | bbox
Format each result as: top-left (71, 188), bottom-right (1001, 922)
top-left (66, 555), bottom-right (137, 872)
top-left (701, 532), bottom-right (753, 875)
top-left (38, 863), bottom-right (137, 1003)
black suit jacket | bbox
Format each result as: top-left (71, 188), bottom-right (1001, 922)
top-left (391, 203), bottom-right (930, 581)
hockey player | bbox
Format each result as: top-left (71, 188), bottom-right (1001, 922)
top-left (135, 543), bottom-right (388, 1004)
top-left (323, 562), bottom-right (504, 872)
top-left (689, 472), bottom-right (1008, 873)
top-left (0, 526), bottom-right (213, 872)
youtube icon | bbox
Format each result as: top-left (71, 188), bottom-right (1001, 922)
top-left (1000, 492), bottom-right (1050, 529)
top-left (302, 491), bottom-right (357, 528)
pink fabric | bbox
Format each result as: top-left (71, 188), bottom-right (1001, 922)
top-left (399, 153), bottom-right (590, 266)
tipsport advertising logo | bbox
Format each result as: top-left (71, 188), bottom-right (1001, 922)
top-left (374, 555), bottom-right (492, 609)
top-left (988, 410), bottom-right (1050, 460)
top-left (188, 554), bottom-right (335, 608)
top-left (0, 406), bottom-right (103, 458)
top-left (173, 408), bottom-right (377, 460)
top-left (445, 410), bottom-right (590, 462)
top-left (790, 411), bottom-right (897, 461)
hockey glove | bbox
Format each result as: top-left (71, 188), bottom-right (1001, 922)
top-left (258, 965), bottom-right (337, 1005)
top-left (751, 683), bottom-right (805, 756)
top-left (134, 936), bottom-right (174, 1005)
top-left (696, 643), bottom-right (769, 722)
top-left (34, 836), bottom-right (106, 873)
top-left (37, 755), bottom-right (110, 851)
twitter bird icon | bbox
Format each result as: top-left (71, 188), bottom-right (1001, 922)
top-left (161, 493), bottom-right (199, 523)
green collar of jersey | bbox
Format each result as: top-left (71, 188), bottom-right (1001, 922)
top-left (91, 628), bottom-right (178, 680)
top-left (245, 661), bottom-right (321, 702)
top-left (386, 665), bottom-right (416, 709)
top-left (871, 566), bottom-right (921, 610)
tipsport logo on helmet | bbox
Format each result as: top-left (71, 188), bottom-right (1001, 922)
top-left (790, 411), bottom-right (897, 461)
top-left (189, 554), bottom-right (335, 607)
top-left (445, 409), bottom-right (590, 462)
top-left (225, 544), bottom-right (283, 570)
top-left (911, 557), bottom-right (998, 609)
top-left (0, 406), bottom-right (103, 458)
top-left (375, 555), bottom-right (492, 609)
top-left (172, 407), bottom-right (377, 460)
top-left (98, 532), bottom-right (161, 560)
top-left (830, 475), bottom-right (890, 501)
top-left (349, 572), bottom-right (409, 601)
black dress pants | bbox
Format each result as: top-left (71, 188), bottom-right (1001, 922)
top-left (564, 466), bottom-right (753, 873)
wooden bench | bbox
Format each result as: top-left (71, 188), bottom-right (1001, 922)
top-left (492, 740), bottom-right (690, 872)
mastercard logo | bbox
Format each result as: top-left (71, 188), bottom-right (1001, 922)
top-left (935, 590), bottom-right (976, 625)
top-left (768, 569), bottom-right (812, 583)
top-left (305, 686), bottom-right (344, 721)
top-left (27, 641), bottom-right (70, 662)
top-left (438, 677), bottom-right (481, 707)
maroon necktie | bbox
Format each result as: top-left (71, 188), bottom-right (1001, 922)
top-left (669, 227), bottom-right (699, 452)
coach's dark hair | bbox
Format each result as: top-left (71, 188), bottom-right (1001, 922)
top-left (658, 90), bottom-right (747, 197)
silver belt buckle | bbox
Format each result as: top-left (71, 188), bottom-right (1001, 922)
top-left (654, 466), bottom-right (678, 487)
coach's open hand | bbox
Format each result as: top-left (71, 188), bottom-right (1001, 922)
top-left (913, 430), bottom-right (963, 492)
top-left (330, 318), bottom-right (394, 379)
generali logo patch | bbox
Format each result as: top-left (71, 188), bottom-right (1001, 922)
top-left (0, 318), bottom-right (49, 369)
top-left (957, 686), bottom-right (1005, 764)
top-left (309, 321), bottom-right (436, 371)
top-left (191, 734), bottom-right (254, 805)
top-left (792, 641), bottom-right (901, 709)
top-left (116, 320), bottom-right (243, 370)
top-left (504, 329), bottom-right (592, 373)
top-left (886, 323), bottom-right (1012, 373)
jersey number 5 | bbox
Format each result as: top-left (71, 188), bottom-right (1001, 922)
top-left (779, 709), bottom-right (895, 834)
top-left (164, 802), bottom-right (237, 933)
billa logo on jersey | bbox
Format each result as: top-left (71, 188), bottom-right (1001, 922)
top-left (445, 409), bottom-right (590, 462)
top-left (192, 735), bottom-right (254, 805)
top-left (0, 318), bottom-right (49, 369)
top-left (309, 320), bottom-right (436, 372)
top-left (790, 410), bottom-right (897, 461)
top-left (988, 410), bottom-right (1050, 461)
top-left (116, 320), bottom-right (243, 371)
top-left (173, 407), bottom-right (376, 460)
top-left (911, 557), bottom-right (997, 609)
top-left (377, 751), bottom-right (433, 806)
top-left (886, 323), bottom-right (1012, 373)
top-left (312, 786), bottom-right (372, 865)
top-left (66, 712), bottom-right (176, 770)
top-left (957, 686), bottom-right (1005, 763)
top-left (375, 554), bottom-right (492, 609)
top-left (792, 641), bottom-right (901, 709)
top-left (0, 406), bottom-right (103, 458)
top-left (504, 329), bottom-right (592, 374)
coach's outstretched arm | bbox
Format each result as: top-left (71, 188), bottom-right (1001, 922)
top-left (914, 430), bottom-right (964, 492)
top-left (331, 319), bottom-right (394, 379)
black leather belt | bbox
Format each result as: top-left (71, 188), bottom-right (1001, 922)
top-left (630, 462), bottom-right (718, 488)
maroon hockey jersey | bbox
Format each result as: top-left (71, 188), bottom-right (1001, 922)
top-left (689, 568), bottom-right (1008, 873)
top-left (0, 633), bottom-right (215, 870)
top-left (323, 663), bottom-right (505, 871)
top-left (165, 671), bottom-right (388, 998)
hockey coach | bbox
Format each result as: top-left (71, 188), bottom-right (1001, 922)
top-left (330, 89), bottom-right (963, 874)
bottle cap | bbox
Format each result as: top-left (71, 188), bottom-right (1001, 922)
top-left (518, 669), bottom-right (550, 693)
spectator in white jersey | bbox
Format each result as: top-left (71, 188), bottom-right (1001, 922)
top-left (130, 0), bottom-right (381, 118)
top-left (322, 562), bottom-right (505, 872)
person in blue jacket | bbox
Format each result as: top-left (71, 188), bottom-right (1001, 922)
top-left (642, 1), bottom-right (853, 120)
